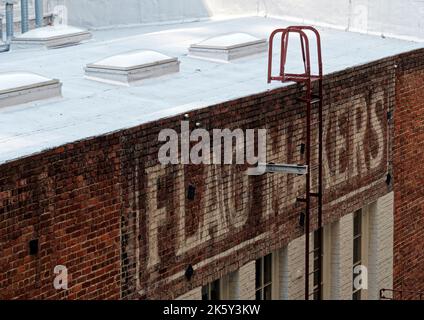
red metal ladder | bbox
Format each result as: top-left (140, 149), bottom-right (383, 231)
top-left (267, 26), bottom-right (324, 300)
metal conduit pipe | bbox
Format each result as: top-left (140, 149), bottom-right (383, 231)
top-left (0, 14), bottom-right (10, 52)
top-left (5, 1), bottom-right (14, 42)
top-left (0, 14), bottom-right (3, 42)
top-left (20, 0), bottom-right (29, 33)
top-left (34, 0), bottom-right (43, 28)
top-left (0, 5), bottom-right (11, 52)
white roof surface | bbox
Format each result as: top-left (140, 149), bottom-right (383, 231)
top-left (0, 72), bottom-right (54, 92)
top-left (16, 25), bottom-right (88, 39)
top-left (191, 32), bottom-right (265, 49)
top-left (88, 50), bottom-right (176, 69)
top-left (0, 16), bottom-right (422, 164)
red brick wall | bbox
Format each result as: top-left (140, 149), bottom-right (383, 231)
top-left (2, 48), bottom-right (418, 300)
top-left (0, 136), bottom-right (121, 299)
top-left (394, 49), bottom-right (424, 299)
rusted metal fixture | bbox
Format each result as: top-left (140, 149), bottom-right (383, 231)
top-left (267, 26), bottom-right (324, 300)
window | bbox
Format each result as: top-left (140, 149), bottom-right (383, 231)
top-left (353, 210), bottom-right (362, 300)
top-left (255, 254), bottom-right (273, 300)
top-left (202, 272), bottom-right (238, 300)
top-left (202, 279), bottom-right (221, 300)
top-left (312, 229), bottom-right (323, 300)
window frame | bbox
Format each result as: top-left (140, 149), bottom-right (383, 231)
top-left (352, 209), bottom-right (372, 300)
top-left (311, 229), bottom-right (323, 300)
top-left (202, 272), bottom-right (237, 300)
top-left (255, 252), bottom-right (281, 300)
top-left (202, 279), bottom-right (221, 300)
top-left (255, 253), bottom-right (273, 300)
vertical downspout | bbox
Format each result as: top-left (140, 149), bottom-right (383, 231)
top-left (0, 14), bottom-right (9, 52)
top-left (5, 1), bottom-right (14, 41)
top-left (20, 0), bottom-right (29, 33)
top-left (1, 3), bottom-right (12, 52)
top-left (35, 0), bottom-right (43, 28)
top-left (0, 15), bottom-right (3, 42)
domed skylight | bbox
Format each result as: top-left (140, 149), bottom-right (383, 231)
top-left (13, 25), bottom-right (91, 49)
top-left (189, 33), bottom-right (267, 61)
top-left (0, 72), bottom-right (62, 108)
top-left (85, 50), bottom-right (180, 85)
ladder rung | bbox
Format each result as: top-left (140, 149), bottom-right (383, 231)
top-left (270, 75), bottom-right (322, 84)
top-left (297, 97), bottom-right (321, 104)
top-left (311, 94), bottom-right (321, 104)
top-left (283, 74), bottom-right (322, 82)
top-left (310, 122), bottom-right (321, 126)
top-left (296, 193), bottom-right (320, 203)
top-left (309, 164), bottom-right (321, 170)
top-left (270, 76), bottom-right (284, 81)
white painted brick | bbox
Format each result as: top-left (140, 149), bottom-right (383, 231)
top-left (239, 261), bottom-right (256, 300)
top-left (280, 247), bottom-right (289, 300)
top-left (330, 213), bottom-right (353, 300)
top-left (228, 271), bottom-right (240, 300)
top-left (330, 219), bottom-right (341, 299)
top-left (368, 192), bottom-right (394, 300)
top-left (287, 235), bottom-right (306, 300)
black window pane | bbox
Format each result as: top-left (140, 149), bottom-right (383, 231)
top-left (256, 259), bottom-right (262, 288)
top-left (313, 289), bottom-right (320, 300)
top-left (264, 254), bottom-right (272, 284)
top-left (353, 290), bottom-right (361, 300)
top-left (256, 290), bottom-right (261, 300)
top-left (314, 231), bottom-right (321, 249)
top-left (353, 210), bottom-right (363, 300)
top-left (354, 211), bottom-right (362, 236)
top-left (353, 237), bottom-right (362, 263)
top-left (210, 280), bottom-right (220, 300)
top-left (313, 257), bottom-right (320, 268)
top-left (202, 285), bottom-right (209, 300)
top-left (264, 284), bottom-right (272, 300)
top-left (314, 270), bottom-right (320, 286)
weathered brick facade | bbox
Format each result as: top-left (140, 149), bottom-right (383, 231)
top-left (393, 49), bottom-right (424, 298)
top-left (0, 136), bottom-right (121, 299)
top-left (120, 54), bottom-right (392, 299)
top-left (0, 48), bottom-right (422, 300)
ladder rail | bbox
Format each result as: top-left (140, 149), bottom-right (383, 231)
top-left (290, 25), bottom-right (323, 77)
top-left (268, 26), bottom-right (323, 82)
top-left (269, 27), bottom-right (313, 82)
top-left (268, 28), bottom-right (285, 83)
top-left (267, 25), bottom-right (324, 300)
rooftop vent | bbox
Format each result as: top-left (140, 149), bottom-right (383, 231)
top-left (189, 33), bottom-right (267, 62)
top-left (0, 72), bottom-right (62, 108)
top-left (85, 50), bottom-right (180, 86)
top-left (13, 25), bottom-right (92, 49)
